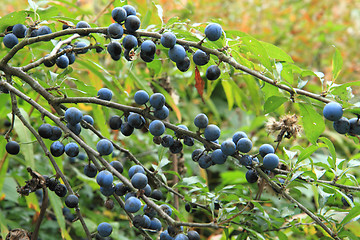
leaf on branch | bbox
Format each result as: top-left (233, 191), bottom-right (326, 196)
top-left (298, 103), bottom-right (325, 145)
top-left (332, 46), bottom-right (343, 82)
top-left (195, 66), bottom-right (205, 103)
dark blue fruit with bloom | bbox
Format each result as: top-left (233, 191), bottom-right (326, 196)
top-left (204, 124), bottom-right (221, 141)
top-left (123, 34), bottom-right (138, 50)
top-left (131, 173), bottom-right (148, 189)
top-left (96, 139), bottom-right (113, 155)
top-left (194, 113), bottom-right (209, 128)
top-left (6, 141), bottom-right (20, 155)
top-left (246, 169), bottom-right (258, 183)
top-left (221, 140), bottom-right (236, 156)
top-left (176, 57), bottom-right (191, 72)
top-left (112, 7), bottom-right (127, 23)
top-left (82, 115), bottom-right (94, 129)
top-left (232, 131), bottom-right (247, 144)
top-left (125, 197), bottom-right (142, 213)
top-left (65, 142), bottom-right (79, 157)
top-left (259, 144), bottom-right (275, 157)
top-left (141, 40), bottom-right (156, 55)
top-left (125, 15), bottom-right (141, 32)
top-left (3, 33), bottom-right (18, 49)
top-left (56, 55), bottom-right (69, 69)
top-left (211, 149), bottom-right (227, 164)
top-left (49, 126), bottom-right (62, 141)
top-left (161, 32), bottom-right (177, 48)
top-left (150, 93), bottom-right (166, 109)
top-left (323, 102), bottom-right (343, 121)
top-left (97, 88), bottom-right (112, 101)
top-left (168, 45), bottom-right (186, 63)
top-left (84, 163), bottom-right (97, 178)
top-left (187, 230), bottom-right (200, 240)
top-left (12, 24), bottom-right (27, 38)
top-left (50, 141), bottom-right (64, 157)
top-left (206, 65), bottom-right (221, 80)
top-left (108, 23), bottom-right (123, 39)
top-left (154, 106), bottom-right (169, 120)
top-left (205, 23), bottom-right (223, 41)
top-left (236, 138), bottom-right (252, 153)
top-left (110, 160), bottom-right (123, 173)
top-left (263, 153), bottom-right (279, 170)
top-left (333, 117), bottom-right (350, 134)
top-left (128, 165), bottom-right (145, 178)
top-left (149, 120), bottom-right (165, 136)
top-left (193, 50), bottom-right (209, 66)
top-left (65, 107), bottom-right (83, 125)
top-left (97, 222), bottom-right (112, 237)
top-left (38, 123), bottom-right (53, 139)
top-left (96, 170), bottom-right (113, 188)
top-left (65, 194), bottom-right (79, 208)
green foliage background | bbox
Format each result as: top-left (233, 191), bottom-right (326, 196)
top-left (1, 0), bottom-right (360, 240)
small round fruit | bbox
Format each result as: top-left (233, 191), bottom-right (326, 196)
top-left (240, 155), bottom-right (253, 166)
top-left (176, 57), bottom-right (191, 72)
top-left (96, 170), bottom-right (113, 188)
top-left (110, 160), bottom-right (123, 173)
top-left (112, 7), bottom-right (127, 23)
top-left (232, 131), bottom-right (247, 144)
top-left (161, 135), bottom-right (174, 147)
top-left (123, 5), bottom-right (136, 16)
top-left (134, 90), bottom-right (149, 105)
top-left (82, 115), bottom-right (94, 129)
top-left (160, 230), bottom-right (173, 240)
top-left (236, 138), bottom-right (252, 153)
top-left (38, 123), bottom-right (53, 138)
top-left (141, 40), bottom-right (156, 56)
top-left (131, 173), bottom-right (148, 189)
top-left (192, 149), bottom-right (203, 162)
top-left (100, 185), bottom-right (115, 196)
top-left (56, 55), bottom-right (69, 69)
top-left (323, 102), bottom-right (343, 121)
top-left (67, 123), bottom-right (81, 135)
top-left (150, 189), bottom-right (163, 200)
top-left (128, 165), bottom-right (145, 179)
top-left (114, 183), bottom-right (129, 196)
top-left (107, 23), bottom-right (123, 39)
top-left (107, 41), bottom-right (122, 60)
top-left (3, 33), bottom-right (19, 49)
top-left (259, 144), bottom-right (275, 158)
top-left (194, 113), bottom-right (209, 128)
top-left (193, 50), bottom-right (209, 66)
top-left (263, 153), bottom-right (279, 170)
top-left (65, 142), bottom-right (79, 157)
top-left (65, 107), bottom-right (83, 125)
top-left (204, 124), bottom-right (221, 141)
top-left (50, 141), bottom-right (65, 157)
top-left (206, 65), bottom-right (221, 80)
top-left (211, 149), bottom-right (227, 164)
top-left (187, 230), bottom-right (200, 240)
top-left (333, 117), bottom-right (350, 134)
top-left (124, 197), bottom-right (142, 213)
top-left (168, 45), bottom-right (186, 63)
top-left (205, 23), bottom-right (222, 41)
top-left (149, 120), bottom-right (165, 136)
top-left (38, 26), bottom-right (52, 36)
top-left (49, 126), bottom-right (62, 141)
top-left (97, 222), bottom-right (112, 237)
top-left (133, 215), bottom-right (146, 228)
top-left (121, 122), bottom-right (134, 136)
top-left (6, 141), bottom-right (20, 155)
top-left (54, 183), bottom-right (67, 197)
top-left (74, 42), bottom-right (89, 54)
top-left (161, 32), bottom-right (176, 48)
top-left (349, 118), bottom-right (360, 135)
top-left (154, 106), bottom-right (169, 120)
top-left (174, 233), bottom-right (189, 240)
top-left (84, 163), bottom-right (97, 178)
top-left (125, 15), bottom-right (141, 32)
top-left (96, 139), bottom-right (113, 156)
top-left (128, 113), bottom-right (145, 129)
top-left (122, 34), bottom-right (138, 50)
top-left (246, 169), bottom-right (258, 183)
top-left (65, 194), bottom-right (79, 208)
top-left (149, 218), bottom-right (162, 231)
top-left (169, 140), bottom-right (183, 154)
top-left (76, 21), bottom-right (90, 36)
top-left (150, 93), bottom-right (166, 109)
top-left (109, 115), bottom-right (122, 130)
top-left (221, 140), bottom-right (236, 156)
top-left (198, 154), bottom-right (212, 169)
top-left (97, 88), bottom-right (112, 101)
top-left (160, 204), bottom-right (172, 216)
top-left (12, 24), bottom-right (27, 38)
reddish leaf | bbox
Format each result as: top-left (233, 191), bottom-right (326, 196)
top-left (195, 66), bottom-right (205, 102)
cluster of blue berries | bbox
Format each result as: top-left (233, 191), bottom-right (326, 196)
top-left (323, 102), bottom-right (360, 135)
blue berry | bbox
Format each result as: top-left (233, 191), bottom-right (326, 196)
top-left (193, 50), bottom-right (209, 66)
top-left (221, 140), bottom-right (236, 156)
top-left (263, 153), bottom-right (279, 170)
top-left (140, 51), bottom-right (154, 62)
top-left (128, 165), bottom-right (145, 178)
top-left (109, 115), bottom-right (122, 130)
top-left (161, 135), bottom-right (174, 147)
top-left (174, 233), bottom-right (189, 240)
top-left (176, 57), bottom-right (191, 72)
top-left (123, 35), bottom-right (138, 50)
top-left (112, 7), bottom-right (127, 23)
top-left (160, 230), bottom-right (173, 240)
top-left (236, 138), bottom-right (252, 153)
top-left (323, 102), bottom-right (343, 121)
top-left (125, 197), bottom-right (142, 213)
top-left (150, 189), bottom-right (163, 200)
top-left (174, 124), bottom-right (188, 138)
top-left (169, 140), bottom-right (183, 154)
top-left (74, 42), bottom-right (88, 54)
top-left (67, 123), bottom-right (81, 135)
top-left (100, 185), bottom-right (115, 196)
top-left (97, 88), bottom-right (113, 101)
top-left (125, 15), bottom-right (141, 32)
top-left (206, 65), bottom-right (221, 80)
top-left (75, 21), bottom-right (90, 36)
top-left (65, 142), bottom-right (79, 157)
top-left (56, 55), bottom-right (69, 69)
top-left (205, 23), bottom-right (222, 41)
top-left (246, 169), bottom-right (258, 183)
top-left (142, 184), bottom-right (152, 197)
top-left (82, 115), bottom-right (94, 129)
top-left (96, 170), bottom-right (113, 188)
top-left (187, 230), bottom-right (200, 240)
top-left (131, 173), bottom-right (148, 189)
top-left (149, 120), bottom-right (165, 136)
top-left (65, 107), bottom-right (83, 125)
top-left (161, 32), bottom-right (176, 48)
top-left (150, 93), bottom-right (166, 109)
top-left (50, 141), bottom-right (64, 157)
top-left (54, 183), bottom-right (67, 197)
top-left (38, 123), bottom-right (53, 138)
top-left (204, 124), bottom-right (221, 141)
top-left (108, 23), bottom-right (123, 39)
top-left (49, 126), bottom-right (62, 141)
top-left (154, 106), bottom-right (169, 120)
top-left (194, 113), bottom-right (209, 128)
top-left (198, 154), bottom-right (212, 169)
top-left (141, 40), bottom-right (156, 55)
top-left (160, 204), bottom-right (172, 216)
top-left (121, 122), bottom-right (134, 136)
top-left (43, 54), bottom-right (56, 67)
top-left (211, 149), bottom-right (227, 164)
top-left (125, 192), bottom-right (137, 201)
top-left (107, 41), bottom-right (122, 60)
top-left (12, 24), bottom-right (27, 38)
top-left (110, 160), bottom-right (123, 173)
top-left (184, 136), bottom-right (194, 146)
top-left (123, 5), bottom-right (136, 16)
top-left (333, 117), bottom-right (350, 134)
top-left (149, 218), bottom-right (162, 231)
top-left (143, 204), bottom-right (157, 218)
top-left (143, 214), bottom-right (151, 228)
top-left (191, 149), bottom-right (203, 162)
top-left (84, 163), bottom-right (97, 178)
top-left (259, 144), bottom-right (274, 158)
top-left (239, 155), bottom-right (252, 166)
top-left (349, 118), bottom-right (360, 135)
top-left (97, 222), bottom-right (112, 237)
top-left (232, 131), bottom-right (247, 144)
top-left (96, 139), bottom-right (113, 155)
top-left (5, 141), bottom-right (20, 155)
top-left (168, 45), bottom-right (186, 63)
top-left (65, 194), bottom-right (79, 208)
top-left (114, 182), bottom-right (129, 196)
top-left (128, 113), bottom-right (145, 129)
top-left (38, 26), bottom-right (52, 36)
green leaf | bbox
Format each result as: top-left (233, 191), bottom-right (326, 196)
top-left (240, 36), bottom-right (273, 72)
top-left (0, 209), bottom-right (9, 239)
top-left (318, 137), bottom-right (336, 169)
top-left (340, 206), bottom-right (360, 226)
top-left (153, 3), bottom-right (163, 25)
top-left (296, 145), bottom-right (320, 164)
top-left (263, 96), bottom-right (287, 113)
top-left (221, 80), bottom-right (234, 110)
top-left (48, 191), bottom-right (72, 240)
top-left (260, 41), bottom-right (294, 63)
top-left (332, 46), bottom-right (343, 81)
top-left (298, 103), bottom-right (325, 144)
top-left (2, 177), bottom-right (18, 203)
top-left (93, 105), bottom-right (110, 140)
top-left (8, 108), bottom-right (35, 169)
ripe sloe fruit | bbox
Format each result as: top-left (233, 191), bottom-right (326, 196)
top-left (333, 117), bottom-right (350, 134)
top-left (107, 41), bottom-right (122, 60)
top-left (84, 163), bottom-right (97, 178)
top-left (121, 122), bottom-right (134, 136)
top-left (141, 40), bottom-right (156, 55)
top-left (150, 189), bottom-right (163, 200)
top-left (107, 23), bottom-right (123, 39)
top-left (259, 144), bottom-right (274, 158)
top-left (97, 222), bottom-right (112, 237)
top-left (221, 140), bottom-right (236, 156)
top-left (150, 93), bottom-right (166, 109)
top-left (38, 123), bottom-right (53, 138)
top-left (193, 50), bottom-right (209, 66)
top-left (110, 160), bottom-right (123, 173)
top-left (12, 24), bottom-right (27, 38)
top-left (161, 135), bottom-right (174, 147)
top-left (96, 139), bottom-right (113, 156)
top-left (109, 115), bottom-right (122, 130)
top-left (56, 55), bottom-right (69, 69)
top-left (96, 170), bottom-right (113, 188)
top-left (154, 106), bottom-right (169, 120)
top-left (6, 141), bottom-right (20, 155)
top-left (198, 154), bottom-right (212, 169)
top-left (65, 194), bottom-right (79, 208)
top-left (236, 138), bottom-right (252, 153)
top-left (160, 230), bottom-right (173, 240)
top-left (97, 88), bottom-right (113, 101)
top-left (341, 194), bottom-right (353, 207)
top-left (114, 182), bottom-right (129, 196)
top-left (149, 218), bottom-right (162, 231)
top-left (125, 197), bottom-right (142, 213)
top-left (205, 23), bottom-right (222, 41)
top-left (211, 149), bottom-right (227, 164)
top-left (125, 15), bottom-right (141, 32)
top-left (50, 141), bottom-right (65, 157)
top-left (134, 90), bottom-right (149, 105)
top-left (131, 173), bottom-right (148, 189)
top-left (263, 153), bottom-right (279, 170)
top-left (128, 113), bottom-right (145, 129)
top-left (160, 204), bottom-right (172, 216)
top-left (122, 35), bottom-right (138, 50)
top-left (65, 142), bottom-right (79, 157)
top-left (82, 115), bottom-right (94, 129)
top-left (174, 233), bottom-right (189, 240)
top-left (206, 65), bottom-right (221, 80)
top-left (123, 5), bottom-right (136, 16)
top-left (349, 118), bottom-right (360, 135)
top-left (246, 169), bottom-right (258, 183)
top-left (168, 45), bottom-right (186, 63)
top-left (49, 126), bottom-right (62, 141)
top-left (100, 185), bottom-right (115, 196)
top-left (176, 57), bottom-right (190, 72)
top-left (67, 123), bottom-right (81, 135)
top-left (232, 131), bottom-right (247, 144)
top-left (204, 124), bottom-right (221, 141)
top-left (194, 113), bottom-right (209, 128)
top-left (128, 165), bottom-right (145, 178)
top-left (112, 7), bottom-right (127, 23)
top-left (65, 107), bottom-right (83, 125)
top-left (54, 183), bottom-right (67, 197)
top-left (75, 21), bottom-right (90, 36)
top-left (323, 102), bottom-right (343, 121)
top-left (3, 33), bottom-right (19, 49)
top-left (169, 140), bottom-right (183, 154)
top-left (161, 32), bottom-right (176, 48)
top-left (149, 120), bottom-right (165, 136)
